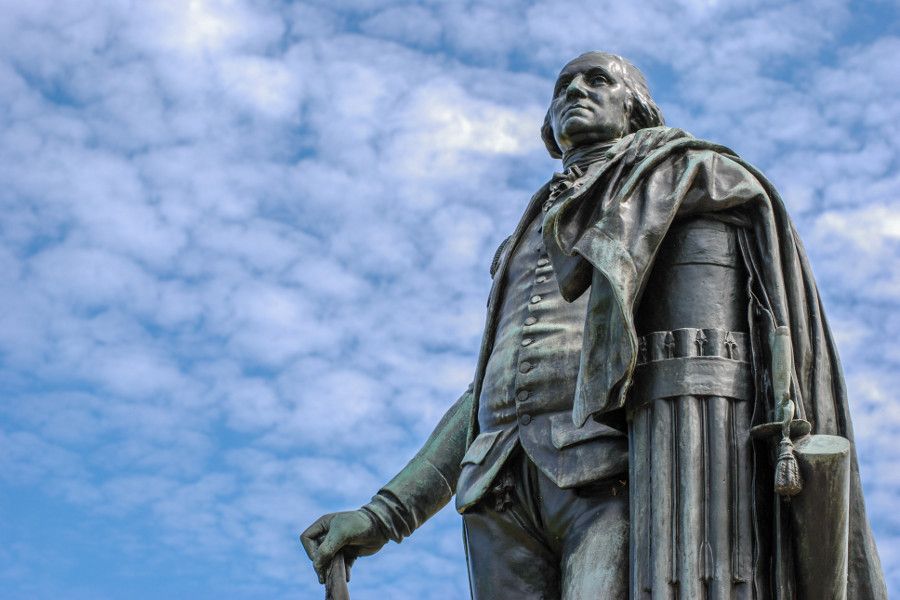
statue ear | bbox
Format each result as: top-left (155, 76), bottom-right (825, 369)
top-left (541, 109), bottom-right (563, 159)
top-left (624, 97), bottom-right (636, 133)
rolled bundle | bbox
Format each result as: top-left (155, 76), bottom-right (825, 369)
top-left (629, 327), bottom-right (753, 600)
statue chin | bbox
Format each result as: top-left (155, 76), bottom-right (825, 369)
top-left (557, 121), bottom-right (623, 151)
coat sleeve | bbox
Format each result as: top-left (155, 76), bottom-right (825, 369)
top-left (362, 385), bottom-right (473, 543)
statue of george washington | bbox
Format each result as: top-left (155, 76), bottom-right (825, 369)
top-left (301, 52), bottom-right (887, 600)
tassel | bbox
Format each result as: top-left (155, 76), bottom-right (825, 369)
top-left (774, 436), bottom-right (802, 497)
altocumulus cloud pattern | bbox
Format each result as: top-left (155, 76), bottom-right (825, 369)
top-left (1, 1), bottom-right (898, 598)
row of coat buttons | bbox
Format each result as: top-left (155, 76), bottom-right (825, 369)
top-left (516, 251), bottom-right (552, 427)
top-left (517, 389), bottom-right (532, 424)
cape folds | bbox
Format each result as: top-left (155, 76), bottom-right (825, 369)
top-left (541, 127), bottom-right (886, 598)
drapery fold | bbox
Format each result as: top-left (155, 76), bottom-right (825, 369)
top-left (542, 128), bottom-right (886, 598)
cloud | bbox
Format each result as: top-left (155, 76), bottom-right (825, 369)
top-left (361, 5), bottom-right (443, 48)
top-left (0, 0), bottom-right (898, 598)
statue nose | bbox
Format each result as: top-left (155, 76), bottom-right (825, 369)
top-left (566, 74), bottom-right (588, 98)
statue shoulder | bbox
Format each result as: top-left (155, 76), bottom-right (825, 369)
top-left (611, 126), bottom-right (694, 161)
top-left (612, 128), bottom-right (750, 190)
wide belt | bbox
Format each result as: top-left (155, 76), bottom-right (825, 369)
top-left (629, 328), bottom-right (751, 414)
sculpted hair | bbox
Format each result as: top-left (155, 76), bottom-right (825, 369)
top-left (541, 52), bottom-right (665, 159)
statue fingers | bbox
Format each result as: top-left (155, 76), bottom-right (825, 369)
top-left (312, 532), bottom-right (343, 585)
top-left (300, 514), bottom-right (332, 562)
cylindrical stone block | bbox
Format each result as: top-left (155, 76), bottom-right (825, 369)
top-left (790, 434), bottom-right (851, 600)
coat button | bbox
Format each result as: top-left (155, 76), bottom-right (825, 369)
top-left (521, 338), bottom-right (533, 346)
top-left (519, 414), bottom-right (532, 426)
top-left (519, 362), bottom-right (533, 373)
top-left (516, 390), bottom-right (529, 402)
top-left (524, 316), bottom-right (537, 326)
top-left (537, 258), bottom-right (550, 267)
top-left (536, 276), bottom-right (548, 283)
top-left (530, 295), bottom-right (542, 304)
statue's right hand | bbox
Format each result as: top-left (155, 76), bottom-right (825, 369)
top-left (300, 510), bottom-right (389, 584)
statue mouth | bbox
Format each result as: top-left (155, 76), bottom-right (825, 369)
top-left (563, 103), bottom-right (591, 116)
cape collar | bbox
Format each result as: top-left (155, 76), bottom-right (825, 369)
top-left (562, 140), bottom-right (617, 171)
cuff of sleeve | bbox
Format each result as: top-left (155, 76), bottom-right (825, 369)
top-left (362, 459), bottom-right (454, 544)
top-left (362, 492), bottom-right (409, 544)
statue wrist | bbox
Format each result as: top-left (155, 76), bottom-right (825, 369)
top-left (361, 492), bottom-right (410, 544)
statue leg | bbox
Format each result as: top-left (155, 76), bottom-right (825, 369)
top-left (462, 451), bottom-right (561, 600)
top-left (462, 450), bottom-right (629, 599)
top-left (554, 478), bottom-right (629, 599)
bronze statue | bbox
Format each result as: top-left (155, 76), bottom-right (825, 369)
top-left (301, 52), bottom-right (887, 599)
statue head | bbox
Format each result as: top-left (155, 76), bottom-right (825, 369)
top-left (542, 52), bottom-right (665, 158)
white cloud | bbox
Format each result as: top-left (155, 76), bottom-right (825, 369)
top-left (361, 5), bottom-right (443, 47)
top-left (0, 0), bottom-right (898, 598)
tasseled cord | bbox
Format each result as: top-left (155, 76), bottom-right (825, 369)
top-left (774, 436), bottom-right (802, 497)
top-left (771, 326), bottom-right (803, 498)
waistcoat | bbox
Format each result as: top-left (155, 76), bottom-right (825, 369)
top-left (456, 212), bottom-right (628, 512)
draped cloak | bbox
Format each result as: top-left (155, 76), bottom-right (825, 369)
top-left (538, 127), bottom-right (887, 598)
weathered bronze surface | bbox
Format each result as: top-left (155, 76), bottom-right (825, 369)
top-left (300, 52), bottom-right (887, 599)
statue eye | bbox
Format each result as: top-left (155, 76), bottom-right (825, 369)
top-left (554, 78), bottom-right (571, 96)
top-left (589, 73), bottom-right (609, 86)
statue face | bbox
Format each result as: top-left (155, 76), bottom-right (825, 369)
top-left (549, 54), bottom-right (631, 153)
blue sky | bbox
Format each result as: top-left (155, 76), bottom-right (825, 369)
top-left (1, 0), bottom-right (898, 598)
